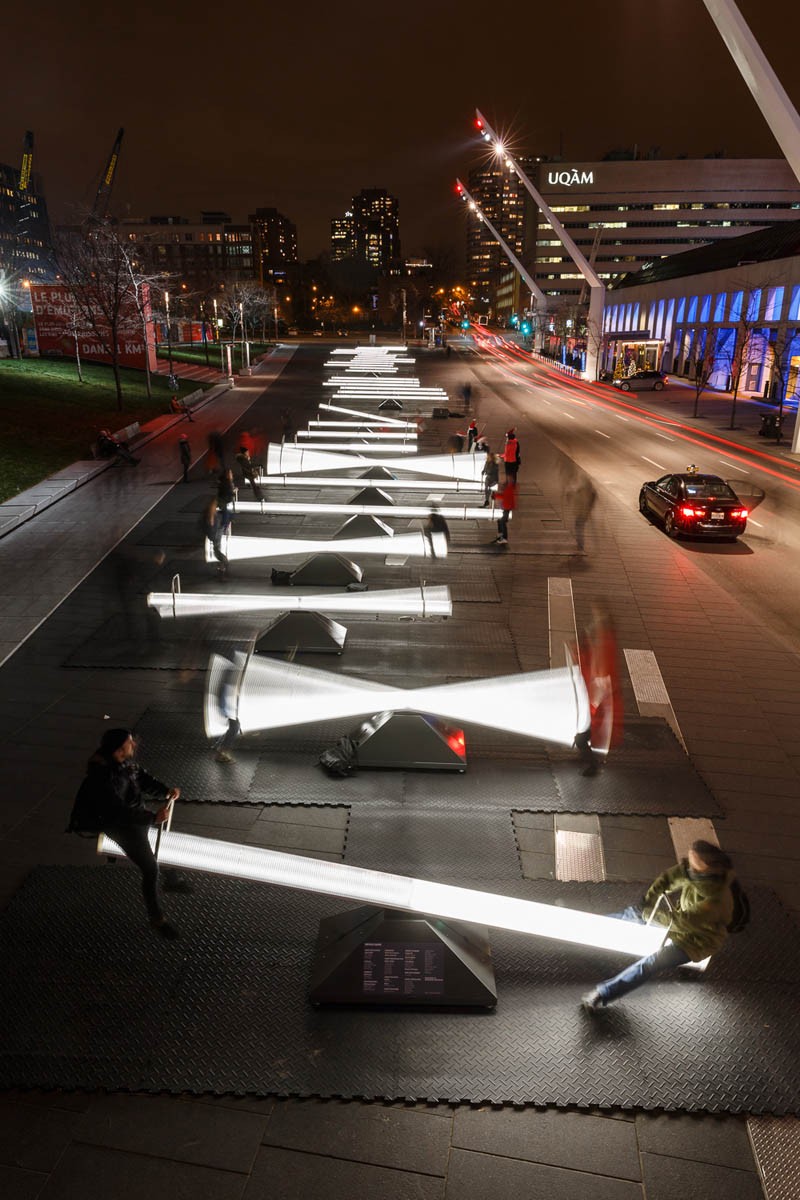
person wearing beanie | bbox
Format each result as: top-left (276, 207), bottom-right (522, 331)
top-left (68, 729), bottom-right (189, 939)
top-left (582, 840), bottom-right (736, 1011)
top-left (502, 429), bottom-right (521, 482)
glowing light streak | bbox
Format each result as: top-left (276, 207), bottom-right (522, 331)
top-left (205, 652), bottom-right (590, 749)
top-left (232, 499), bottom-right (494, 519)
top-left (266, 444), bottom-right (485, 481)
top-left (296, 430), bottom-right (417, 442)
top-left (97, 830), bottom-right (665, 957)
top-left (147, 584), bottom-right (453, 620)
top-left (309, 420), bottom-right (418, 430)
top-left (288, 442), bottom-right (418, 454)
top-left (319, 402), bottom-right (415, 426)
top-left (206, 529), bottom-right (448, 564)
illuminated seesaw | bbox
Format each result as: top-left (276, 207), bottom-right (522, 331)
top-left (318, 403), bottom-right (419, 425)
top-left (290, 441), bottom-right (418, 454)
top-left (97, 829), bottom-right (665, 959)
top-left (206, 527), bottom-right (448, 563)
top-left (266, 444), bottom-right (484, 481)
top-left (204, 652), bottom-right (590, 747)
top-left (233, 499), bottom-right (497, 520)
top-left (296, 430), bottom-right (417, 442)
top-left (147, 584), bottom-right (453, 621)
top-left (309, 420), bottom-right (419, 430)
top-left (254, 474), bottom-right (482, 494)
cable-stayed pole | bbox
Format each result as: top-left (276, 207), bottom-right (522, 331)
top-left (473, 109), bottom-right (605, 381)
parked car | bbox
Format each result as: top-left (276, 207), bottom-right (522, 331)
top-left (613, 370), bottom-right (667, 392)
top-left (638, 472), bottom-right (749, 540)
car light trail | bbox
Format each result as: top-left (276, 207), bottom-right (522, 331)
top-left (97, 830), bottom-right (665, 957)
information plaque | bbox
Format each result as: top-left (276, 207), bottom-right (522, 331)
top-left (362, 941), bottom-right (445, 998)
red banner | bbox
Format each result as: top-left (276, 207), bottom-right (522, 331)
top-left (30, 284), bottom-right (157, 370)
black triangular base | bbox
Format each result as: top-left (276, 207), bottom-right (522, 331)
top-left (332, 514), bottom-right (392, 539)
top-left (359, 466), bottom-right (396, 480)
top-left (309, 905), bottom-right (497, 1007)
top-left (351, 710), bottom-right (467, 771)
top-left (349, 487), bottom-right (394, 506)
top-left (378, 397), bottom-right (403, 410)
top-left (291, 554), bottom-right (363, 586)
top-left (255, 611), bottom-right (346, 655)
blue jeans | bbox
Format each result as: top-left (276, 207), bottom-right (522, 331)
top-left (596, 905), bottom-right (690, 1003)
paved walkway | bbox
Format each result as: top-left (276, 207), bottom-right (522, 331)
top-left (0, 343), bottom-right (797, 1198)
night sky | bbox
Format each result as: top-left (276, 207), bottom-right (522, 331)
top-left (2, 0), bottom-right (799, 263)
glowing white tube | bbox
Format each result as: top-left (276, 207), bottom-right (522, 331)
top-left (207, 529), bottom-right (448, 563)
top-left (97, 830), bottom-right (664, 958)
top-left (289, 442), bottom-right (418, 454)
top-left (255, 475), bottom-right (483, 493)
top-left (233, 500), bottom-right (494, 520)
top-left (206, 652), bottom-right (588, 748)
top-left (296, 430), bottom-right (416, 441)
top-left (147, 584), bottom-right (453, 620)
top-left (318, 403), bottom-right (415, 426)
top-left (266, 444), bottom-right (485, 481)
top-left (309, 420), bottom-right (418, 430)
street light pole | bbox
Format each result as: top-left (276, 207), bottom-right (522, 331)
top-left (164, 290), bottom-right (174, 378)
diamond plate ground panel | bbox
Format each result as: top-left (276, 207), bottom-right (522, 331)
top-left (447, 577), bottom-right (502, 603)
top-left (748, 1116), bottom-right (800, 1200)
top-left (550, 759), bottom-right (723, 817)
top-left (2, 868), bottom-right (800, 1112)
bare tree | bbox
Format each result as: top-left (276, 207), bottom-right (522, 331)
top-left (56, 220), bottom-right (146, 409)
top-left (689, 332), bottom-right (715, 418)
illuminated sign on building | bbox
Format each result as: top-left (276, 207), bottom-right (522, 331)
top-left (547, 170), bottom-right (595, 187)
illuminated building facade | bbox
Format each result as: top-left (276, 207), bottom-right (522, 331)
top-left (331, 211), bottom-right (354, 262)
top-left (249, 207), bottom-right (298, 287)
top-left (351, 189), bottom-right (400, 271)
top-left (117, 213), bottom-right (255, 291)
top-left (533, 157), bottom-right (800, 302)
top-left (466, 158), bottom-right (537, 305)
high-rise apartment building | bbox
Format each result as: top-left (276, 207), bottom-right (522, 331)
top-left (465, 159), bottom-right (537, 301)
top-left (331, 189), bottom-right (401, 271)
top-left (352, 188), bottom-right (400, 270)
top-left (249, 207), bottom-right (298, 287)
top-left (0, 161), bottom-right (55, 287)
top-left (331, 211), bottom-right (354, 262)
top-left (116, 214), bottom-right (254, 292)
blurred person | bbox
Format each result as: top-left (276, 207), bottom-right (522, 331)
top-left (467, 420), bottom-right (479, 452)
top-left (235, 445), bottom-right (263, 501)
top-left (567, 474), bottom-right (597, 553)
top-left (493, 478), bottom-right (517, 546)
top-left (447, 431), bottom-right (465, 454)
top-left (460, 382), bottom-right (472, 406)
top-left (67, 728), bottom-right (191, 939)
top-left (502, 428), bottom-right (521, 482)
top-left (573, 602), bottom-right (622, 776)
top-left (424, 505), bottom-right (451, 558)
top-left (582, 841), bottom-right (736, 1011)
top-left (170, 394), bottom-right (193, 422)
top-left (481, 449), bottom-right (499, 507)
top-left (217, 468), bottom-right (236, 533)
top-left (178, 434), bottom-right (191, 484)
top-left (213, 657), bottom-right (242, 764)
top-left (207, 430), bottom-right (226, 474)
top-left (202, 497), bottom-right (229, 578)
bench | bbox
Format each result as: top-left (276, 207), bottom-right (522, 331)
top-left (90, 421), bottom-right (141, 460)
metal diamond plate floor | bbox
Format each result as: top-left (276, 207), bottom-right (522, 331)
top-left (2, 867), bottom-right (799, 1113)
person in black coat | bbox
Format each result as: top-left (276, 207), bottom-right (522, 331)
top-left (68, 728), bottom-right (188, 938)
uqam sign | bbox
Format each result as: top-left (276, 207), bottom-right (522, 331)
top-left (547, 169), bottom-right (594, 187)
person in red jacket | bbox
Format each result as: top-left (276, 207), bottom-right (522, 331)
top-left (493, 478), bottom-right (517, 545)
top-left (502, 428), bottom-right (521, 482)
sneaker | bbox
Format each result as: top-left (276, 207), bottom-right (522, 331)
top-left (151, 918), bottom-right (179, 940)
top-left (496, 537), bottom-right (508, 545)
top-left (164, 872), bottom-right (194, 894)
top-left (581, 989), bottom-right (605, 1013)
top-left (214, 750), bottom-right (235, 764)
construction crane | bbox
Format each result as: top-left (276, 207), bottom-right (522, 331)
top-left (19, 131), bottom-right (33, 192)
top-left (91, 127), bottom-right (124, 221)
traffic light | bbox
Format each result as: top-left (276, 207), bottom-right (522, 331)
top-left (521, 320), bottom-right (532, 336)
top-left (461, 319), bottom-right (470, 331)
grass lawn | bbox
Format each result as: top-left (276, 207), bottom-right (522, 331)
top-left (0, 358), bottom-right (207, 503)
top-left (157, 341), bottom-right (273, 370)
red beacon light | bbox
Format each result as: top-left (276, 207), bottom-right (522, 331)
top-left (475, 117), bottom-right (484, 131)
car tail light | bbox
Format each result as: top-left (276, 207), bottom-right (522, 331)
top-left (731, 508), bottom-right (749, 519)
top-left (679, 505), bottom-right (705, 518)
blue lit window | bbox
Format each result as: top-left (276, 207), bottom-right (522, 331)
top-left (713, 293), bottom-right (726, 322)
top-left (700, 294), bottom-right (711, 322)
top-left (656, 299), bottom-right (665, 337)
top-left (765, 286), bottom-right (784, 321)
top-left (746, 289), bottom-right (762, 322)
top-left (676, 297), bottom-right (686, 323)
top-left (789, 286), bottom-right (800, 321)
top-left (633, 303), bottom-right (640, 328)
top-left (730, 291), bottom-right (743, 321)
top-left (687, 296), bottom-right (698, 322)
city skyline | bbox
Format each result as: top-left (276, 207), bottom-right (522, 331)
top-left (1, 0), bottom-right (798, 262)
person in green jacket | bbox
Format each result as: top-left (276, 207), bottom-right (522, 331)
top-left (582, 840), bottom-right (735, 1011)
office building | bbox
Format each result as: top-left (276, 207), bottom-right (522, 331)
top-left (117, 214), bottom-right (254, 292)
top-left (331, 211), bottom-right (354, 262)
top-left (0, 161), bottom-right (55, 288)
